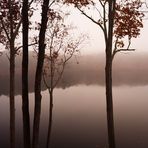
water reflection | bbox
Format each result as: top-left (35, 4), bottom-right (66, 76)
top-left (22, 99), bottom-right (31, 148)
top-left (106, 103), bottom-right (116, 148)
top-left (1, 85), bottom-right (148, 147)
top-left (10, 98), bottom-right (15, 148)
top-left (32, 97), bottom-right (42, 148)
top-left (46, 99), bottom-right (53, 148)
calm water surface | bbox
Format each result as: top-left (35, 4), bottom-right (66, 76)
top-left (0, 85), bottom-right (148, 148)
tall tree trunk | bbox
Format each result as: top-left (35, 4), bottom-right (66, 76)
top-left (8, 0), bottom-right (15, 147)
top-left (22, 0), bottom-right (31, 147)
top-left (33, 0), bottom-right (50, 148)
top-left (10, 43), bottom-right (15, 148)
top-left (105, 1), bottom-right (116, 148)
top-left (46, 90), bottom-right (53, 148)
top-left (105, 53), bottom-right (116, 148)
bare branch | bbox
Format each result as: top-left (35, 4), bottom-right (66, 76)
top-left (94, 6), bottom-right (103, 19)
top-left (98, 0), bottom-right (104, 7)
top-left (29, 0), bottom-right (34, 6)
top-left (103, 2), bottom-right (107, 44)
top-left (53, 63), bottom-right (65, 88)
top-left (43, 70), bottom-right (50, 89)
top-left (49, 0), bottom-right (56, 7)
top-left (76, 6), bottom-right (105, 32)
top-left (5, 52), bottom-right (10, 61)
top-left (15, 41), bottom-right (38, 52)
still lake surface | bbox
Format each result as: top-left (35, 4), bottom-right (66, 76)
top-left (0, 84), bottom-right (148, 148)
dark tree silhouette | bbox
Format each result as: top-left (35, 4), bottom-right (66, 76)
top-left (32, 0), bottom-right (54, 148)
top-left (63, 0), bottom-right (144, 148)
top-left (0, 1), bottom-right (21, 147)
top-left (22, 0), bottom-right (31, 147)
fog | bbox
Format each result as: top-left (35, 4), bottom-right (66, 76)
top-left (0, 51), bottom-right (148, 96)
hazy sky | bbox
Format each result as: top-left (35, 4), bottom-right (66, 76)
top-left (66, 6), bottom-right (148, 55)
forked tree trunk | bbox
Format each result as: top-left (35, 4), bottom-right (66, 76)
top-left (22, 0), bottom-right (31, 147)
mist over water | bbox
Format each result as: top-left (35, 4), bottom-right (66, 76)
top-left (0, 52), bottom-right (148, 96)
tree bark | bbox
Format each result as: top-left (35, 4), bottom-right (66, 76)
top-left (10, 42), bottom-right (15, 148)
top-left (105, 1), bottom-right (116, 148)
top-left (33, 0), bottom-right (50, 148)
top-left (105, 53), bottom-right (116, 148)
top-left (9, 0), bottom-right (15, 147)
top-left (22, 0), bottom-right (31, 147)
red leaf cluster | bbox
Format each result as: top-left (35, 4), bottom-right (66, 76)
top-left (114, 0), bottom-right (144, 39)
top-left (64, 0), bottom-right (91, 6)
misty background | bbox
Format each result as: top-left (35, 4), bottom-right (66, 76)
top-left (0, 51), bottom-right (148, 96)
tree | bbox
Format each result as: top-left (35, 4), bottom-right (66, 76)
top-left (22, 0), bottom-right (31, 147)
top-left (0, 1), bottom-right (35, 147)
top-left (43, 12), bottom-right (83, 106)
top-left (42, 12), bottom-right (84, 147)
top-left (63, 0), bottom-right (144, 147)
top-left (33, 0), bottom-right (53, 147)
top-left (0, 1), bottom-right (21, 147)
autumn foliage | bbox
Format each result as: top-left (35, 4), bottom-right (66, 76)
top-left (0, 0), bottom-right (21, 45)
top-left (114, 0), bottom-right (144, 39)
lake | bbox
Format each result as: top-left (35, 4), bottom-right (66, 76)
top-left (0, 84), bottom-right (148, 148)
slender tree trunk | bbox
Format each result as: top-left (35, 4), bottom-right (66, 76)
top-left (33, 0), bottom-right (50, 148)
top-left (22, 0), bottom-right (31, 147)
top-left (46, 90), bottom-right (53, 148)
top-left (105, 1), bottom-right (116, 148)
top-left (105, 52), bottom-right (116, 148)
top-left (10, 41), bottom-right (15, 148)
top-left (8, 0), bottom-right (15, 147)
top-left (49, 90), bottom-right (53, 108)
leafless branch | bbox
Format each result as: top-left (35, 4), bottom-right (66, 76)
top-left (94, 6), bottom-right (103, 19)
top-left (49, 0), bottom-right (56, 7)
top-left (53, 63), bottom-right (65, 88)
top-left (103, 2), bottom-right (108, 43)
top-left (15, 41), bottom-right (38, 53)
top-left (43, 70), bottom-right (50, 89)
top-left (6, 52), bottom-right (10, 61)
top-left (76, 6), bottom-right (105, 32)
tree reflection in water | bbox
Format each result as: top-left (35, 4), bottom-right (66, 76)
top-left (46, 97), bottom-right (53, 148)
